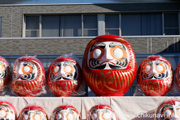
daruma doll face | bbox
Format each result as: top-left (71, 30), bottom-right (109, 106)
top-left (10, 56), bottom-right (46, 96)
top-left (155, 100), bottom-right (180, 120)
top-left (0, 101), bottom-right (16, 120)
top-left (87, 105), bottom-right (117, 120)
top-left (138, 55), bottom-right (173, 96)
top-left (18, 106), bottom-right (48, 120)
top-left (82, 35), bottom-right (137, 96)
top-left (47, 57), bottom-right (83, 97)
top-left (51, 105), bottom-right (80, 120)
top-left (0, 56), bottom-right (10, 94)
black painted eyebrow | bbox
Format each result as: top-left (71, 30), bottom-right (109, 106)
top-left (90, 43), bottom-right (106, 51)
top-left (109, 42), bottom-right (126, 50)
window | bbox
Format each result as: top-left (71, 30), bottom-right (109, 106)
top-left (25, 15), bottom-right (97, 37)
top-left (164, 13), bottom-right (179, 35)
top-left (121, 13), bottom-right (162, 36)
top-left (83, 15), bottom-right (97, 36)
top-left (42, 16), bottom-right (60, 37)
top-left (105, 14), bottom-right (119, 36)
top-left (25, 16), bottom-right (39, 37)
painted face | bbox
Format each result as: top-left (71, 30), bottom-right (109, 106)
top-left (47, 57), bottom-right (83, 97)
top-left (141, 60), bottom-right (169, 80)
top-left (156, 100), bottom-right (180, 120)
top-left (13, 61), bottom-right (38, 81)
top-left (10, 56), bottom-right (46, 96)
top-left (50, 61), bottom-right (76, 81)
top-left (87, 105), bottom-right (117, 120)
top-left (138, 55), bottom-right (173, 96)
top-left (51, 106), bottom-right (80, 120)
top-left (88, 42), bottom-right (129, 70)
top-left (18, 106), bottom-right (48, 120)
top-left (82, 35), bottom-right (137, 96)
top-left (0, 57), bottom-right (10, 93)
top-left (0, 101), bottom-right (16, 120)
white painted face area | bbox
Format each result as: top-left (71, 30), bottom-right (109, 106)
top-left (88, 42), bottom-right (129, 70)
top-left (141, 60), bottom-right (170, 80)
top-left (53, 109), bottom-right (79, 120)
top-left (0, 61), bottom-right (6, 79)
top-left (51, 61), bottom-right (77, 81)
top-left (21, 109), bottom-right (47, 120)
top-left (14, 61), bottom-right (38, 81)
top-left (88, 108), bottom-right (116, 120)
top-left (159, 101), bottom-right (180, 120)
top-left (0, 105), bottom-right (15, 120)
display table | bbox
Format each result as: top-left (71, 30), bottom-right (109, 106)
top-left (0, 96), bottom-right (176, 120)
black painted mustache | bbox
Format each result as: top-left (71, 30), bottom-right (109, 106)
top-left (89, 58), bottom-right (128, 69)
top-left (141, 72), bottom-right (168, 79)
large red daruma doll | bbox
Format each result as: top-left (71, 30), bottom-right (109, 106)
top-left (0, 56), bottom-right (10, 94)
top-left (0, 101), bottom-right (16, 120)
top-left (82, 35), bottom-right (137, 96)
top-left (155, 100), bottom-right (180, 120)
top-left (10, 56), bottom-right (45, 96)
top-left (87, 105), bottom-right (117, 120)
top-left (18, 106), bottom-right (48, 120)
top-left (51, 105), bottom-right (80, 120)
top-left (138, 55), bottom-right (173, 96)
top-left (47, 57), bottom-right (83, 96)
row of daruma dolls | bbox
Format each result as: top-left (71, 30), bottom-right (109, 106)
top-left (0, 35), bottom-right (178, 96)
top-left (0, 101), bottom-right (116, 120)
top-left (1, 100), bottom-right (180, 120)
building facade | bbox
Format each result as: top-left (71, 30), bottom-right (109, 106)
top-left (0, 1), bottom-right (179, 55)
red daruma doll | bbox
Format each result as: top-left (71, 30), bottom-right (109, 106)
top-left (82, 35), bottom-right (137, 96)
top-left (18, 106), bottom-right (48, 120)
top-left (50, 105), bottom-right (80, 120)
top-left (155, 100), bottom-right (180, 120)
top-left (10, 56), bottom-right (46, 96)
top-left (0, 101), bottom-right (16, 120)
top-left (87, 105), bottom-right (117, 120)
top-left (47, 56), bottom-right (83, 96)
top-left (0, 56), bottom-right (10, 94)
top-left (138, 55), bottom-right (173, 96)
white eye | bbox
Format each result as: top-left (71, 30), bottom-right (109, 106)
top-left (113, 48), bottom-right (123, 59)
top-left (56, 114), bottom-right (62, 119)
top-left (33, 114), bottom-right (41, 120)
top-left (103, 113), bottom-right (111, 119)
top-left (92, 114), bottom-right (97, 119)
top-left (23, 66), bottom-right (31, 73)
top-left (156, 65), bottom-right (164, 72)
top-left (0, 109), bottom-right (6, 118)
top-left (164, 109), bottom-right (172, 117)
top-left (93, 49), bottom-right (102, 59)
top-left (24, 115), bottom-right (29, 120)
top-left (67, 113), bottom-right (74, 119)
top-left (64, 66), bottom-right (72, 73)
top-left (145, 65), bottom-right (151, 72)
top-left (54, 66), bottom-right (60, 73)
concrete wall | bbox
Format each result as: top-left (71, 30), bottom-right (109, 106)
top-left (0, 37), bottom-right (179, 55)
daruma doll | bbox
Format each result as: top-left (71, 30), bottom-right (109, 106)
top-left (138, 55), bottom-right (173, 96)
top-left (47, 57), bottom-right (83, 96)
top-left (82, 35), bottom-right (137, 96)
top-left (0, 101), bottom-right (16, 120)
top-left (50, 105), bottom-right (80, 120)
top-left (155, 100), bottom-right (180, 120)
top-left (87, 105), bottom-right (117, 120)
top-left (18, 106), bottom-right (48, 120)
top-left (10, 56), bottom-right (46, 96)
top-left (0, 56), bottom-right (10, 94)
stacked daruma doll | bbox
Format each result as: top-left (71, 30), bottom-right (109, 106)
top-left (47, 55), bottom-right (83, 96)
top-left (10, 56), bottom-right (46, 96)
top-left (82, 35), bottom-right (137, 96)
top-left (137, 55), bottom-right (173, 96)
